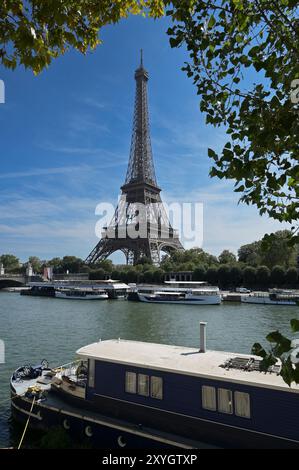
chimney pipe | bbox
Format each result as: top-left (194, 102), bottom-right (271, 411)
top-left (200, 322), bottom-right (207, 353)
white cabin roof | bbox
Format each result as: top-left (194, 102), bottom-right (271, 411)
top-left (76, 339), bottom-right (299, 393)
top-left (164, 281), bottom-right (207, 285)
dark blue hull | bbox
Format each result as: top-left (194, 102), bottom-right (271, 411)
top-left (11, 394), bottom-right (194, 449)
top-left (11, 392), bottom-right (299, 449)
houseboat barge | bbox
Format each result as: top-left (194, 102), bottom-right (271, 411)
top-left (10, 324), bottom-right (299, 448)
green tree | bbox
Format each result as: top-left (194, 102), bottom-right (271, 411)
top-left (285, 268), bottom-right (298, 287)
top-left (217, 265), bottom-right (231, 289)
top-left (161, 248), bottom-right (218, 271)
top-left (230, 266), bottom-right (243, 287)
top-left (143, 270), bottom-right (154, 283)
top-left (192, 266), bottom-right (206, 281)
top-left (238, 231), bottom-right (297, 269)
top-left (61, 256), bottom-right (84, 273)
top-left (137, 257), bottom-right (153, 266)
top-left (256, 266), bottom-right (270, 288)
top-left (28, 256), bottom-right (42, 273)
top-left (94, 259), bottom-right (113, 273)
top-left (218, 250), bottom-right (236, 264)
top-left (206, 267), bottom-right (218, 285)
top-left (126, 268), bottom-right (138, 284)
top-left (48, 257), bottom-right (62, 271)
top-left (89, 268), bottom-right (106, 280)
top-left (242, 266), bottom-right (256, 287)
top-left (152, 269), bottom-right (165, 284)
top-left (270, 266), bottom-right (285, 287)
top-left (1, 1), bottom-right (165, 74)
top-left (111, 270), bottom-right (122, 280)
top-left (0, 254), bottom-right (20, 271)
top-left (260, 231), bottom-right (298, 269)
top-left (238, 242), bottom-right (261, 266)
top-left (168, 1), bottom-right (299, 228)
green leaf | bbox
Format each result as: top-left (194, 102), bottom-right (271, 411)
top-left (280, 358), bottom-right (294, 387)
top-left (208, 148), bottom-right (217, 159)
top-left (208, 15), bottom-right (216, 29)
top-left (169, 36), bottom-right (182, 48)
top-left (291, 319), bottom-right (299, 333)
top-left (251, 343), bottom-right (266, 358)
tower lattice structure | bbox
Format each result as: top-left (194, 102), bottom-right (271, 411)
top-left (86, 54), bottom-right (184, 265)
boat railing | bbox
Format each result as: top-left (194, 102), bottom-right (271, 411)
top-left (55, 359), bottom-right (82, 376)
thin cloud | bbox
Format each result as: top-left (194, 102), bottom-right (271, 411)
top-left (0, 165), bottom-right (90, 179)
top-left (68, 113), bottom-right (109, 134)
top-left (80, 97), bottom-right (106, 110)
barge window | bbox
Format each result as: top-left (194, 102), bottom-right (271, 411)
top-left (202, 386), bottom-right (216, 411)
top-left (218, 388), bottom-right (233, 414)
top-left (151, 376), bottom-right (163, 400)
top-left (235, 391), bottom-right (250, 418)
top-left (88, 359), bottom-right (95, 388)
top-left (138, 374), bottom-right (149, 397)
top-left (125, 372), bottom-right (137, 394)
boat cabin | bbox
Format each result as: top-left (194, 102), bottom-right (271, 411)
top-left (73, 328), bottom-right (299, 448)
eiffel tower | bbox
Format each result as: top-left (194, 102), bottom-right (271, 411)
top-left (86, 52), bottom-right (184, 265)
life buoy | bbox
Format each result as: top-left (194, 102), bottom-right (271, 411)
top-left (63, 419), bottom-right (70, 430)
top-left (85, 426), bottom-right (93, 437)
top-left (118, 435), bottom-right (127, 448)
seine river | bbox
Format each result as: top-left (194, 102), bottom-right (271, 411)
top-left (1, 291), bottom-right (299, 448)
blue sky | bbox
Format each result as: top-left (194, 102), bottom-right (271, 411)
top-left (0, 14), bottom-right (289, 263)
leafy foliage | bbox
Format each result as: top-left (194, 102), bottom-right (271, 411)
top-left (161, 247), bottom-right (218, 272)
top-left (218, 249), bottom-right (236, 264)
top-left (167, 0), bottom-right (299, 230)
top-left (285, 267), bottom-right (298, 286)
top-left (252, 320), bottom-right (299, 386)
top-left (242, 266), bottom-right (256, 286)
top-left (256, 265), bottom-right (270, 286)
top-left (0, 253), bottom-right (20, 271)
top-left (270, 265), bottom-right (285, 286)
top-left (238, 230), bottom-right (298, 269)
top-left (28, 256), bottom-right (42, 273)
top-left (0, 0), bottom-right (165, 74)
top-left (47, 255), bottom-right (85, 273)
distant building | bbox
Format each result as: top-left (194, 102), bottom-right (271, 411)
top-left (164, 271), bottom-right (193, 282)
top-left (0, 264), bottom-right (4, 275)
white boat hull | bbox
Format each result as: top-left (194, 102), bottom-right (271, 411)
top-left (55, 292), bottom-right (108, 300)
top-left (137, 293), bottom-right (221, 305)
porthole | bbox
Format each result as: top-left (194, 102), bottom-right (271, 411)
top-left (85, 425), bottom-right (93, 437)
top-left (63, 419), bottom-right (70, 430)
top-left (118, 435), bottom-right (127, 448)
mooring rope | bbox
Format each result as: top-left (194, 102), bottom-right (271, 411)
top-left (0, 393), bottom-right (25, 406)
top-left (17, 396), bottom-right (36, 450)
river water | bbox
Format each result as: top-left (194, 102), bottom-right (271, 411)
top-left (1, 292), bottom-right (299, 448)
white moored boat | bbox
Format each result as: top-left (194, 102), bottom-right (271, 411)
top-left (241, 290), bottom-right (299, 306)
top-left (55, 288), bottom-right (108, 300)
top-left (137, 290), bottom-right (221, 305)
top-left (130, 282), bottom-right (221, 305)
